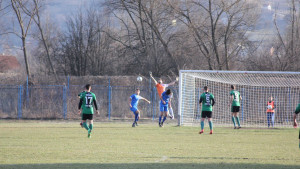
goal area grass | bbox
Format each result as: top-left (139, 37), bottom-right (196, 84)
top-left (0, 121), bottom-right (299, 169)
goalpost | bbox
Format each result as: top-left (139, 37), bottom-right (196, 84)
top-left (178, 70), bottom-right (300, 127)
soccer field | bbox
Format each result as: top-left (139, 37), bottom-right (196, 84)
top-left (0, 121), bottom-right (300, 169)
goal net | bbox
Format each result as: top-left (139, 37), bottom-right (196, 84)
top-left (178, 70), bottom-right (300, 127)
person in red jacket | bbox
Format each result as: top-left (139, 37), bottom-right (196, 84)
top-left (266, 96), bottom-right (276, 128)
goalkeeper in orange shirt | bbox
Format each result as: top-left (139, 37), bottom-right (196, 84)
top-left (150, 72), bottom-right (177, 119)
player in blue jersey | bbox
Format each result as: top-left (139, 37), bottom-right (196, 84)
top-left (159, 89), bottom-right (172, 127)
top-left (129, 89), bottom-right (151, 127)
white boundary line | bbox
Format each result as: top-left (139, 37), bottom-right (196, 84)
top-left (155, 156), bottom-right (168, 163)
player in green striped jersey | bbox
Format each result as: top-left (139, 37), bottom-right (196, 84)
top-left (199, 86), bottom-right (215, 134)
top-left (293, 104), bottom-right (300, 148)
top-left (78, 90), bottom-right (86, 128)
top-left (229, 85), bottom-right (242, 129)
top-left (78, 84), bottom-right (99, 138)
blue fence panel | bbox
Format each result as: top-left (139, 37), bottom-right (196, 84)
top-left (0, 84), bottom-right (180, 120)
top-left (18, 85), bottom-right (23, 119)
top-left (22, 85), bottom-right (65, 119)
top-left (108, 85), bottom-right (112, 120)
top-left (0, 85), bottom-right (19, 119)
top-left (63, 86), bottom-right (67, 119)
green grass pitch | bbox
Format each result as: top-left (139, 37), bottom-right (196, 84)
top-left (0, 121), bottom-right (300, 169)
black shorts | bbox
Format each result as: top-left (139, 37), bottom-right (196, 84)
top-left (231, 106), bottom-right (240, 113)
top-left (201, 111), bottom-right (212, 118)
top-left (82, 114), bottom-right (93, 120)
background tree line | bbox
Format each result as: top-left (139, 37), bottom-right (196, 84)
top-left (0, 0), bottom-right (300, 81)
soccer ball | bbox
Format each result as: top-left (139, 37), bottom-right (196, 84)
top-left (137, 76), bottom-right (143, 82)
top-left (172, 19), bottom-right (177, 26)
top-left (267, 105), bottom-right (272, 109)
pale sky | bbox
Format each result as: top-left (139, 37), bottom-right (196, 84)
top-left (0, 0), bottom-right (292, 54)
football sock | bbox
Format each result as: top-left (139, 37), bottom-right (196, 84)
top-left (201, 121), bottom-right (204, 130)
top-left (83, 122), bottom-right (89, 131)
top-left (135, 113), bottom-right (139, 122)
top-left (162, 116), bottom-right (167, 123)
top-left (209, 121), bottom-right (213, 130)
top-left (267, 113), bottom-right (271, 127)
top-left (159, 116), bottom-right (162, 123)
top-left (89, 124), bottom-right (93, 131)
top-left (232, 116), bottom-right (236, 127)
top-left (236, 117), bottom-right (241, 126)
top-left (271, 114), bottom-right (275, 127)
top-left (169, 107), bottom-right (174, 117)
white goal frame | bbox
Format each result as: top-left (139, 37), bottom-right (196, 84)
top-left (178, 70), bottom-right (300, 127)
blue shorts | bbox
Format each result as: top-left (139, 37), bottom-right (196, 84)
top-left (130, 107), bottom-right (138, 113)
top-left (160, 103), bottom-right (168, 112)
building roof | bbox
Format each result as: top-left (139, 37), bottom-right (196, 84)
top-left (0, 55), bottom-right (21, 72)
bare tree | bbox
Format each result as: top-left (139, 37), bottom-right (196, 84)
top-left (56, 4), bottom-right (116, 76)
top-left (246, 0), bottom-right (300, 71)
top-left (104, 0), bottom-right (180, 76)
top-left (169, 0), bottom-right (259, 70)
top-left (0, 0), bottom-right (11, 35)
top-left (10, 0), bottom-right (37, 79)
top-left (272, 0), bottom-right (300, 71)
top-left (29, 0), bottom-right (57, 79)
top-left (0, 0), bottom-right (11, 17)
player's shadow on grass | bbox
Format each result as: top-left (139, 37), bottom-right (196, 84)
top-left (0, 163), bottom-right (299, 169)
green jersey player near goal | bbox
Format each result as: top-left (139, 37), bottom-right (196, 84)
top-left (199, 86), bottom-right (215, 134)
top-left (229, 85), bottom-right (242, 129)
top-left (78, 89), bottom-right (86, 128)
top-left (78, 84), bottom-right (99, 138)
top-left (293, 104), bottom-right (300, 148)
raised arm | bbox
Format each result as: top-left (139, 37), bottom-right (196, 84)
top-left (167, 80), bottom-right (176, 86)
top-left (166, 77), bottom-right (178, 86)
top-left (150, 72), bottom-right (158, 85)
top-left (139, 96), bottom-right (151, 104)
